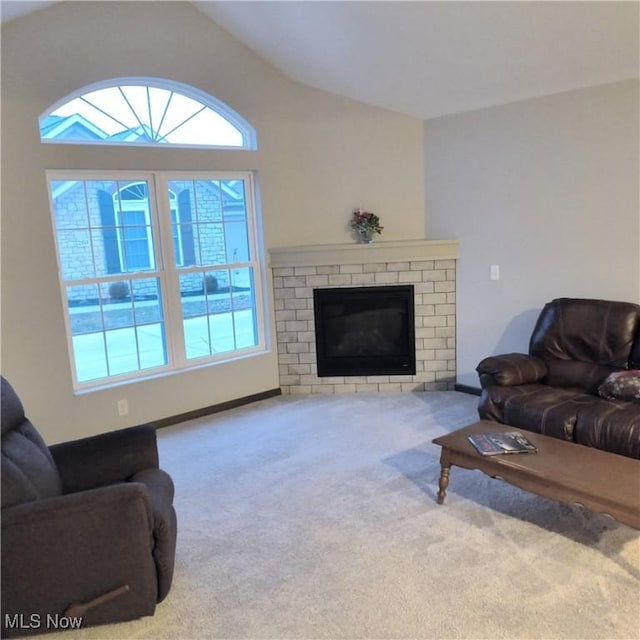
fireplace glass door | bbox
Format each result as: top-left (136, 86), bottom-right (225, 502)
top-left (313, 285), bottom-right (416, 377)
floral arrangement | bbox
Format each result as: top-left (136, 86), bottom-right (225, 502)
top-left (350, 208), bottom-right (383, 240)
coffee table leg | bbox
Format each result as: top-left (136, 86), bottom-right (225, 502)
top-left (437, 448), bottom-right (451, 505)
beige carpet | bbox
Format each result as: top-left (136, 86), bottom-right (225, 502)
top-left (41, 392), bottom-right (639, 640)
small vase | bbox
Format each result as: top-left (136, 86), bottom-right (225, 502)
top-left (358, 230), bottom-right (373, 244)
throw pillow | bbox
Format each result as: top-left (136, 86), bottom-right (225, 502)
top-left (598, 370), bottom-right (640, 402)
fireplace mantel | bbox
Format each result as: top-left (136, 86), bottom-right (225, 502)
top-left (268, 239), bottom-right (459, 268)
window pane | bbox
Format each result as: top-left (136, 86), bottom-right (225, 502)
top-left (167, 179), bottom-right (249, 268)
top-left (121, 227), bottom-right (152, 270)
top-left (164, 109), bottom-right (243, 147)
top-left (184, 316), bottom-right (211, 360)
top-left (137, 324), bottom-right (167, 370)
top-left (86, 180), bottom-right (120, 278)
top-left (148, 87), bottom-right (171, 137)
top-left (132, 278), bottom-right (167, 370)
top-left (206, 269), bottom-right (231, 314)
top-left (172, 180), bottom-right (223, 224)
top-left (89, 230), bottom-right (110, 278)
top-left (196, 223), bottom-right (226, 266)
top-left (68, 284), bottom-right (102, 336)
top-left (224, 222), bottom-right (250, 264)
top-left (50, 180), bottom-right (89, 230)
top-left (209, 313), bottom-right (236, 356)
top-left (102, 281), bottom-right (134, 330)
top-left (131, 278), bottom-right (164, 325)
top-left (67, 284), bottom-right (109, 382)
top-left (181, 269), bottom-right (232, 360)
top-left (231, 267), bottom-right (253, 304)
top-left (221, 180), bottom-right (246, 219)
top-left (114, 182), bottom-right (154, 272)
top-left (86, 179), bottom-right (118, 228)
top-left (102, 274), bottom-right (167, 376)
top-left (69, 88), bottom-right (139, 133)
top-left (204, 181), bottom-right (225, 222)
top-left (57, 230), bottom-right (93, 279)
top-left (179, 267), bottom-right (257, 360)
top-left (179, 272), bottom-right (209, 359)
top-left (180, 273), bottom-right (204, 317)
top-left (50, 179), bottom-right (94, 279)
top-left (105, 327), bottom-right (140, 376)
top-left (73, 332), bottom-right (108, 382)
top-left (233, 309), bottom-right (257, 350)
top-left (120, 86), bottom-right (152, 130)
top-left (65, 278), bottom-right (167, 384)
top-left (51, 178), bottom-right (156, 278)
top-left (208, 270), bottom-right (235, 355)
top-left (155, 93), bottom-right (203, 139)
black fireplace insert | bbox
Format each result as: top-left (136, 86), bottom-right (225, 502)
top-left (313, 285), bottom-right (416, 377)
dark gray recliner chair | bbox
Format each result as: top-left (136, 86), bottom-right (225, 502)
top-left (1, 376), bottom-right (177, 637)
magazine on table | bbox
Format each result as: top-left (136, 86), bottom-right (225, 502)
top-left (468, 431), bottom-right (538, 456)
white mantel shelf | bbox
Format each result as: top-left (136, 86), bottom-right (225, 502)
top-left (268, 239), bottom-right (459, 268)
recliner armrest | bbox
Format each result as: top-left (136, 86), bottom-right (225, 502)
top-left (476, 353), bottom-right (547, 388)
top-left (1, 484), bottom-right (158, 634)
top-left (1, 482), bottom-right (153, 531)
top-left (50, 424), bottom-right (159, 493)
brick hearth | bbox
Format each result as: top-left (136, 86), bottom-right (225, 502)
top-left (268, 240), bottom-right (459, 394)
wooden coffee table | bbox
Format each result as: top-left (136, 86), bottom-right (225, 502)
top-left (432, 421), bottom-right (640, 529)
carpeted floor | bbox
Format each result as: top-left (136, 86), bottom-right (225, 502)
top-left (41, 392), bottom-right (639, 639)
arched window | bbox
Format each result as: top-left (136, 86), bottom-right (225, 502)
top-left (44, 79), bottom-right (265, 390)
top-left (39, 78), bottom-right (257, 149)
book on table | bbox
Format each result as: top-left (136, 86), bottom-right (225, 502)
top-left (468, 431), bottom-right (538, 456)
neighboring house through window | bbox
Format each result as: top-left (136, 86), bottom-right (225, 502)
top-left (42, 78), bottom-right (265, 390)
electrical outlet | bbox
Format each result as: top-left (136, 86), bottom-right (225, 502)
top-left (490, 265), bottom-right (500, 281)
top-left (117, 399), bottom-right (129, 416)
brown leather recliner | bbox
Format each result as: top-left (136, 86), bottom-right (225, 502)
top-left (476, 298), bottom-right (640, 459)
top-left (1, 376), bottom-right (177, 637)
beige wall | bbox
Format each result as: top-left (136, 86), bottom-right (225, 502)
top-left (1, 1), bottom-right (426, 442)
top-left (425, 80), bottom-right (640, 387)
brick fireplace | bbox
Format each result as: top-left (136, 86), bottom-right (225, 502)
top-left (268, 239), bottom-right (459, 394)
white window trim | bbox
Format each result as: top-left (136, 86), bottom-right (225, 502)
top-left (40, 77), bottom-right (258, 150)
top-left (47, 170), bottom-right (267, 391)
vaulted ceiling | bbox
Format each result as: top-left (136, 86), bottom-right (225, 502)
top-left (3, 1), bottom-right (638, 119)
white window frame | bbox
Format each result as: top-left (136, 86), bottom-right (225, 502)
top-left (39, 77), bottom-right (258, 150)
top-left (47, 170), bottom-right (266, 391)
